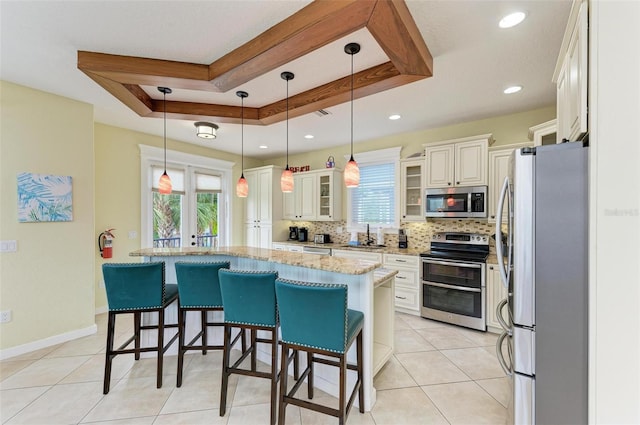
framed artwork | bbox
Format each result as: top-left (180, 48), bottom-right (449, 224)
top-left (17, 173), bottom-right (73, 222)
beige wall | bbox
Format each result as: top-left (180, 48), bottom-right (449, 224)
top-left (93, 123), bottom-right (262, 311)
top-left (270, 106), bottom-right (555, 171)
top-left (0, 81), bottom-right (95, 350)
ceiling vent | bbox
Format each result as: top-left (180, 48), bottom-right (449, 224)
top-left (314, 109), bottom-right (331, 117)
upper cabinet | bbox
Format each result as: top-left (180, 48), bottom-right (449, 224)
top-left (245, 165), bottom-right (283, 224)
top-left (425, 134), bottom-right (492, 188)
top-left (400, 158), bottom-right (425, 222)
top-left (488, 142), bottom-right (532, 223)
top-left (283, 168), bottom-right (342, 221)
top-left (554, 0), bottom-right (588, 143)
top-left (528, 119), bottom-right (558, 146)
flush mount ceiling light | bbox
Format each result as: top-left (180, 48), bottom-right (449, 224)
top-left (499, 12), bottom-right (526, 28)
top-left (259, 145), bottom-right (268, 149)
top-left (344, 42), bottom-right (361, 188)
top-left (304, 134), bottom-right (314, 139)
top-left (194, 122), bottom-right (218, 139)
top-left (504, 85), bottom-right (523, 94)
top-left (158, 86), bottom-right (172, 195)
top-left (280, 71), bottom-right (295, 193)
top-left (389, 114), bottom-right (401, 120)
top-left (236, 91), bottom-right (249, 198)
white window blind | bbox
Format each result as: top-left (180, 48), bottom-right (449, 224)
top-left (351, 162), bottom-right (396, 226)
top-left (195, 172), bottom-right (222, 193)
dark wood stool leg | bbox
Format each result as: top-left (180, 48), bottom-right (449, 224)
top-left (357, 330), bottom-right (364, 413)
top-left (251, 329), bottom-right (257, 371)
top-left (103, 312), bottom-right (116, 394)
top-left (220, 324), bottom-right (231, 417)
top-left (339, 354), bottom-right (347, 425)
top-left (278, 343), bottom-right (290, 425)
top-left (293, 349), bottom-right (299, 380)
top-left (307, 351), bottom-right (314, 399)
top-left (134, 312), bottom-right (141, 360)
top-left (270, 329), bottom-right (278, 425)
top-left (157, 309), bottom-right (165, 389)
top-left (201, 310), bottom-right (207, 355)
top-left (241, 329), bottom-right (247, 353)
top-left (177, 307), bottom-right (185, 387)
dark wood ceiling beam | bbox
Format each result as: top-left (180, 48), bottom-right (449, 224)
top-left (367, 0), bottom-right (434, 77)
top-left (82, 70), bottom-right (154, 116)
top-left (208, 0), bottom-right (376, 92)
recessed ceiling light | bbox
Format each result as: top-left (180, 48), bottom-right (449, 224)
top-left (499, 12), bottom-right (526, 29)
top-left (389, 114), bottom-right (401, 120)
top-left (304, 134), bottom-right (314, 139)
top-left (504, 85), bottom-right (523, 94)
top-left (259, 145), bottom-right (268, 149)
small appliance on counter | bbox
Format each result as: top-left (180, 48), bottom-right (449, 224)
top-left (289, 226), bottom-right (299, 241)
top-left (314, 234), bottom-right (331, 244)
top-left (298, 227), bottom-right (308, 242)
top-left (398, 229), bottom-right (408, 248)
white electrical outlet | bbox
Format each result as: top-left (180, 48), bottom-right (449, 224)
top-left (0, 310), bottom-right (12, 323)
top-left (128, 231), bottom-right (137, 239)
top-left (0, 240), bottom-right (17, 252)
top-left (337, 226), bottom-right (343, 234)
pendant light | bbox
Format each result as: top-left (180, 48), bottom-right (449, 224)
top-left (158, 87), bottom-right (172, 194)
top-left (280, 71), bottom-right (295, 193)
top-left (344, 42), bottom-right (360, 188)
top-left (236, 90), bottom-right (249, 198)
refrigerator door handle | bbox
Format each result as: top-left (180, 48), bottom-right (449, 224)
top-left (496, 330), bottom-right (513, 377)
top-left (496, 297), bottom-right (512, 333)
top-left (495, 177), bottom-right (511, 289)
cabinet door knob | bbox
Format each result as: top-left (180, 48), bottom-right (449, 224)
top-left (491, 215), bottom-right (495, 219)
top-left (456, 181), bottom-right (460, 185)
top-left (448, 182), bottom-right (451, 186)
top-left (191, 242), bottom-right (196, 246)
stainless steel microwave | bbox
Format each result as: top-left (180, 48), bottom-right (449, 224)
top-left (425, 186), bottom-right (488, 218)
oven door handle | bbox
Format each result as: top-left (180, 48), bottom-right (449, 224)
top-left (425, 281), bottom-right (482, 293)
top-left (423, 259), bottom-right (483, 269)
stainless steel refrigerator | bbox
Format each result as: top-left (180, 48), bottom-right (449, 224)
top-left (495, 142), bottom-right (588, 425)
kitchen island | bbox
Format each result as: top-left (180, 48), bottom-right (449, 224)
top-left (129, 246), bottom-right (397, 411)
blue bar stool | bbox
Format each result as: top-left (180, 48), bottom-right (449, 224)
top-left (175, 261), bottom-right (246, 387)
top-left (275, 278), bottom-right (364, 425)
top-left (218, 269), bottom-right (298, 425)
top-left (101, 262), bottom-right (179, 394)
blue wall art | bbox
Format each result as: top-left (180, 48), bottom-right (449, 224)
top-left (17, 173), bottom-right (73, 222)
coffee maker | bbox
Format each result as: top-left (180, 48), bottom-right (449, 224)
top-left (298, 227), bottom-right (308, 242)
top-left (289, 226), bottom-right (299, 241)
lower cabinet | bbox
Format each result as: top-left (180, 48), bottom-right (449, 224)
top-left (272, 242), bottom-right (303, 252)
top-left (486, 262), bottom-right (508, 333)
top-left (245, 224), bottom-right (271, 249)
top-left (383, 254), bottom-right (420, 315)
top-left (331, 249), bottom-right (382, 263)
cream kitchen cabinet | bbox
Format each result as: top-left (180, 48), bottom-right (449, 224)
top-left (486, 262), bottom-right (508, 334)
top-left (528, 119), bottom-right (558, 146)
top-left (316, 169), bottom-right (342, 221)
top-left (283, 172), bottom-right (316, 220)
top-left (383, 253), bottom-right (420, 315)
top-left (554, 0), bottom-right (588, 143)
top-left (488, 143), bottom-right (531, 223)
top-left (331, 249), bottom-right (382, 263)
top-left (283, 169), bottom-right (342, 221)
top-left (244, 165), bottom-right (283, 248)
top-left (400, 158), bottom-right (425, 222)
top-left (424, 134), bottom-right (492, 188)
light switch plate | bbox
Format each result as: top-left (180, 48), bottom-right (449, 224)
top-left (0, 240), bottom-right (17, 252)
top-left (0, 310), bottom-right (12, 323)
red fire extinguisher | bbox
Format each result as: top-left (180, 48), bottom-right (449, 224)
top-left (98, 229), bottom-right (115, 259)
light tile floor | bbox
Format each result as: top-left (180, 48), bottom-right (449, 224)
top-left (1, 312), bottom-right (508, 424)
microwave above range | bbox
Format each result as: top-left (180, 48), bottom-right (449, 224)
top-left (425, 186), bottom-right (488, 219)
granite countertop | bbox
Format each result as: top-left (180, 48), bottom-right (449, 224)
top-left (273, 240), bottom-right (424, 256)
top-left (130, 246), bottom-right (393, 276)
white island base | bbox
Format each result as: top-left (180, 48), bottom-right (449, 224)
top-left (131, 247), bottom-right (396, 412)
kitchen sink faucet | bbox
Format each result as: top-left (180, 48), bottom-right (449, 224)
top-left (365, 224), bottom-right (375, 246)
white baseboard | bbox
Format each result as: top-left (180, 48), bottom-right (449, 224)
top-left (0, 324), bottom-right (98, 360)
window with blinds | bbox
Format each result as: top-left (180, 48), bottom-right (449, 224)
top-left (351, 162), bottom-right (396, 226)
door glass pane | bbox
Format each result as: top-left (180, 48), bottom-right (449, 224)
top-left (153, 193), bottom-right (182, 247)
top-left (196, 192), bottom-right (218, 247)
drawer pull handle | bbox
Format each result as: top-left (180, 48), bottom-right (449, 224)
top-left (395, 259), bottom-right (407, 263)
top-left (395, 296), bottom-right (407, 300)
top-left (396, 276), bottom-right (407, 279)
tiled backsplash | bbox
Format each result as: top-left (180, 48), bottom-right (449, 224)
top-left (286, 219), bottom-right (501, 252)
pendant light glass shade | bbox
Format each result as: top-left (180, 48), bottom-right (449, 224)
top-left (344, 156), bottom-right (360, 188)
top-left (157, 87), bottom-right (172, 194)
top-left (344, 43), bottom-right (360, 188)
top-left (280, 71), bottom-right (295, 193)
top-left (236, 174), bottom-right (248, 197)
top-left (280, 168), bottom-right (294, 192)
top-left (236, 91), bottom-right (249, 197)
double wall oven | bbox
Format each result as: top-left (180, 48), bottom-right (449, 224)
top-left (420, 232), bottom-right (489, 331)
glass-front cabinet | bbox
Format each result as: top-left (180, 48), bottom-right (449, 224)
top-left (316, 169), bottom-right (342, 221)
top-left (400, 158), bottom-right (425, 222)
